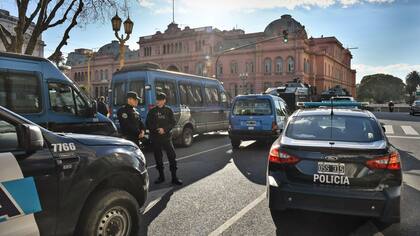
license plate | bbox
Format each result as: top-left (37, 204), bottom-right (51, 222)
top-left (246, 121), bottom-right (257, 126)
top-left (317, 162), bottom-right (345, 175)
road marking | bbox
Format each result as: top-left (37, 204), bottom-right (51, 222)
top-left (142, 187), bottom-right (173, 214)
top-left (401, 125), bottom-right (419, 135)
top-left (387, 135), bottom-right (420, 140)
top-left (404, 170), bottom-right (420, 191)
top-left (209, 192), bottom-right (266, 236)
top-left (147, 144), bottom-right (231, 169)
top-left (384, 125), bottom-right (394, 134)
top-left (240, 140), bottom-right (256, 148)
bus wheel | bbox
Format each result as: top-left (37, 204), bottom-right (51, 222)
top-left (181, 127), bottom-right (193, 147)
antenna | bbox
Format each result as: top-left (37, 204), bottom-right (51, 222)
top-left (172, 0), bottom-right (175, 23)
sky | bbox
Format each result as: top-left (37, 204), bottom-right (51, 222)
top-left (1, 0), bottom-right (420, 83)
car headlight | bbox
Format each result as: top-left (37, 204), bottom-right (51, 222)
top-left (134, 148), bottom-right (146, 165)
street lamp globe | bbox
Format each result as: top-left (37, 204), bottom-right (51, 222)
top-left (111, 13), bottom-right (122, 32)
top-left (123, 16), bottom-right (134, 35)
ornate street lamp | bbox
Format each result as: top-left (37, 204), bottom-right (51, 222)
top-left (112, 12), bottom-right (134, 69)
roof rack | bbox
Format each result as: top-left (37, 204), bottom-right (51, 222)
top-left (296, 101), bottom-right (369, 109)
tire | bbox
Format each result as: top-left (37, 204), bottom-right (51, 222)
top-left (181, 127), bottom-right (193, 147)
top-left (231, 139), bottom-right (241, 149)
top-left (77, 189), bottom-right (139, 236)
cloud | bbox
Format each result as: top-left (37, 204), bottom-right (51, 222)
top-left (354, 63), bottom-right (420, 83)
top-left (139, 0), bottom-right (395, 14)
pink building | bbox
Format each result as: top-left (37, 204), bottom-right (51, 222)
top-left (68, 15), bottom-right (356, 98)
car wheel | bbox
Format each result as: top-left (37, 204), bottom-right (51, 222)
top-left (181, 127), bottom-right (193, 147)
top-left (231, 139), bottom-right (241, 149)
top-left (77, 189), bottom-right (139, 236)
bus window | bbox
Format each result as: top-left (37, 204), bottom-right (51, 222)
top-left (0, 72), bottom-right (42, 114)
top-left (129, 80), bottom-right (145, 105)
top-left (205, 86), bottom-right (219, 106)
top-left (155, 80), bottom-right (178, 105)
top-left (113, 82), bottom-right (125, 106)
top-left (191, 85), bottom-right (202, 106)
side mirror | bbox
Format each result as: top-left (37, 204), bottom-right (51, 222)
top-left (380, 122), bottom-right (386, 133)
top-left (18, 124), bottom-right (44, 153)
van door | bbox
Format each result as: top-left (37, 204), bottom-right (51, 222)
top-left (0, 117), bottom-right (58, 236)
top-left (219, 90), bottom-right (229, 130)
top-left (204, 85), bottom-right (222, 132)
top-left (46, 82), bottom-right (112, 135)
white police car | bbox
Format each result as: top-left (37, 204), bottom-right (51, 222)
top-left (0, 106), bottom-right (148, 235)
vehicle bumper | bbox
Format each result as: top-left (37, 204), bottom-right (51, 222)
top-left (268, 179), bottom-right (400, 222)
top-left (229, 129), bottom-right (280, 141)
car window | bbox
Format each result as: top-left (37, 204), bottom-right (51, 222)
top-left (0, 72), bottom-right (42, 114)
top-left (129, 80), bottom-right (146, 105)
top-left (233, 99), bottom-right (272, 116)
top-left (274, 100), bottom-right (285, 116)
top-left (286, 115), bottom-right (383, 142)
top-left (0, 119), bottom-right (18, 152)
top-left (113, 82), bottom-right (126, 106)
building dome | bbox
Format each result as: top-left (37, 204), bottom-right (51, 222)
top-left (97, 40), bottom-right (121, 56)
top-left (264, 14), bottom-right (307, 39)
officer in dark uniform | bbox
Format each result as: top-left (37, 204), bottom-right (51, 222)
top-left (146, 93), bottom-right (182, 185)
top-left (117, 91), bottom-right (145, 147)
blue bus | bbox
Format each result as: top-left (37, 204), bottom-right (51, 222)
top-left (109, 64), bottom-right (229, 146)
top-left (0, 52), bottom-right (117, 135)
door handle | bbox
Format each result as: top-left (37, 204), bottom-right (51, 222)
top-left (56, 155), bottom-right (80, 170)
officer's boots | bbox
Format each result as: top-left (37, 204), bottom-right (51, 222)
top-left (171, 171), bottom-right (183, 185)
top-left (154, 170), bottom-right (165, 184)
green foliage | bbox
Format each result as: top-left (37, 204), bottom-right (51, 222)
top-left (406, 71), bottom-right (420, 95)
top-left (357, 74), bottom-right (405, 103)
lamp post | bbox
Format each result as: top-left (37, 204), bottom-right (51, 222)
top-left (111, 13), bottom-right (134, 70)
top-left (85, 51), bottom-right (94, 96)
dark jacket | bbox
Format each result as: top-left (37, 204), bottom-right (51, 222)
top-left (97, 101), bottom-right (108, 116)
top-left (117, 104), bottom-right (145, 140)
top-left (146, 105), bottom-right (176, 140)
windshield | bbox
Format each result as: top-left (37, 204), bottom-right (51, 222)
top-left (233, 99), bottom-right (272, 116)
top-left (286, 115), bottom-right (383, 142)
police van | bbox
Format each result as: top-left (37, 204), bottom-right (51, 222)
top-left (0, 106), bottom-right (148, 235)
top-left (0, 52), bottom-right (117, 136)
top-left (110, 64), bottom-right (229, 146)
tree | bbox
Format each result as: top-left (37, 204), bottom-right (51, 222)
top-left (406, 71), bottom-right (420, 96)
top-left (357, 74), bottom-right (405, 103)
top-left (0, 0), bottom-right (130, 63)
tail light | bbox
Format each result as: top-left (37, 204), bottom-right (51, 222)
top-left (366, 152), bottom-right (401, 170)
top-left (268, 145), bottom-right (300, 164)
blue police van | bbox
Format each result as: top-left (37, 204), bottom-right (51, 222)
top-left (0, 52), bottom-right (117, 136)
top-left (229, 94), bottom-right (289, 149)
top-left (109, 64), bottom-right (229, 146)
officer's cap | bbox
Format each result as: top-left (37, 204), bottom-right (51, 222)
top-left (127, 91), bottom-right (141, 101)
top-left (156, 93), bottom-right (166, 101)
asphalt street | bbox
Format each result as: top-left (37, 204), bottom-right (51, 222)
top-left (138, 112), bottom-right (420, 236)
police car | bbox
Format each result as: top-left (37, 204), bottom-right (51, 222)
top-left (0, 106), bottom-right (148, 235)
top-left (267, 101), bottom-right (402, 223)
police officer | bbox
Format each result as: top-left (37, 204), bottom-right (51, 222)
top-left (117, 91), bottom-right (145, 147)
top-left (146, 93), bottom-right (182, 185)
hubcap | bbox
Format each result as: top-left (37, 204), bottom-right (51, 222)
top-left (96, 206), bottom-right (131, 236)
top-left (184, 129), bottom-right (192, 145)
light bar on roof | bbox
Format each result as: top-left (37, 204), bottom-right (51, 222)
top-left (297, 101), bottom-right (369, 108)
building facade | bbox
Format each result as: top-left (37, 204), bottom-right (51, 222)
top-left (0, 9), bottom-right (45, 57)
top-left (68, 14), bottom-right (356, 98)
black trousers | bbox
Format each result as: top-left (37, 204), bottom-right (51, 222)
top-left (151, 137), bottom-right (177, 172)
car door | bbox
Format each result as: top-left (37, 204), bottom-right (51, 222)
top-left (0, 115), bottom-right (58, 236)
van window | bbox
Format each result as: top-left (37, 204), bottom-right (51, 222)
top-left (205, 86), bottom-right (219, 106)
top-left (179, 84), bottom-right (189, 105)
top-left (155, 80), bottom-right (178, 105)
top-left (129, 80), bottom-right (145, 105)
top-left (191, 85), bottom-right (203, 106)
top-left (113, 82), bottom-right (125, 106)
top-left (274, 100), bottom-right (284, 116)
top-left (233, 98), bottom-right (272, 116)
top-left (0, 72), bottom-right (42, 113)
top-left (48, 83), bottom-right (88, 116)
top-left (220, 91), bottom-right (228, 107)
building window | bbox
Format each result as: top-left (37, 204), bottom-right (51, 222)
top-left (100, 70), bottom-right (104, 80)
top-left (105, 69), bottom-right (108, 80)
top-left (245, 62), bottom-right (254, 73)
top-left (196, 62), bottom-right (204, 76)
top-left (230, 61), bottom-right (238, 74)
top-left (264, 58), bottom-right (272, 74)
top-left (217, 64), bottom-right (223, 76)
top-left (304, 59), bottom-right (309, 73)
top-left (184, 66), bottom-right (189, 73)
top-left (287, 56), bottom-right (295, 72)
top-left (275, 57), bottom-right (283, 74)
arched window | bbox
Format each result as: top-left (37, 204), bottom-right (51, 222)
top-left (264, 58), bottom-right (272, 74)
top-left (275, 57), bottom-right (283, 73)
top-left (196, 62), bottom-right (204, 76)
top-left (105, 69), bottom-right (108, 80)
top-left (230, 61), bottom-right (238, 74)
top-left (287, 56), bottom-right (295, 72)
top-left (304, 59), bottom-right (310, 73)
top-left (217, 64), bottom-right (223, 75)
top-left (100, 70), bottom-right (104, 80)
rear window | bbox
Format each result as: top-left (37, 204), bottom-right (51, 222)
top-left (286, 115), bottom-right (383, 142)
top-left (233, 99), bottom-right (272, 116)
